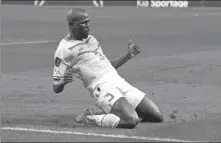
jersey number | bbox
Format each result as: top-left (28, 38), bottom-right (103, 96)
top-left (104, 93), bottom-right (115, 108)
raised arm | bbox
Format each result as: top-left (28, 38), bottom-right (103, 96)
top-left (110, 39), bottom-right (140, 69)
top-left (110, 52), bottom-right (132, 69)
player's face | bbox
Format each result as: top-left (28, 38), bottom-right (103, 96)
top-left (69, 12), bottom-right (90, 40)
top-left (77, 17), bottom-right (90, 39)
top-left (71, 12), bottom-right (90, 40)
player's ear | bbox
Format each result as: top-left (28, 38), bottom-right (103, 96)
top-left (69, 22), bottom-right (75, 27)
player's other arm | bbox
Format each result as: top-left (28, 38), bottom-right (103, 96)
top-left (53, 79), bottom-right (65, 94)
top-left (110, 52), bottom-right (132, 69)
top-left (53, 56), bottom-right (73, 94)
top-left (110, 38), bottom-right (140, 69)
top-left (53, 79), bottom-right (70, 94)
top-left (53, 73), bottom-right (72, 94)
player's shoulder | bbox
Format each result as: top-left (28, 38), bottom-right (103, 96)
top-left (88, 35), bottom-right (99, 44)
top-left (56, 35), bottom-right (99, 51)
top-left (65, 35), bottom-right (99, 50)
top-left (57, 36), bottom-right (80, 51)
top-left (60, 36), bottom-right (79, 47)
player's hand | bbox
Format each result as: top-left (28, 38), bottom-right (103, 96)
top-left (62, 72), bottom-right (73, 85)
top-left (53, 70), bottom-right (73, 94)
top-left (53, 73), bottom-right (72, 86)
top-left (128, 38), bottom-right (140, 58)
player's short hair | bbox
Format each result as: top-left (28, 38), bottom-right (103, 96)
top-left (66, 8), bottom-right (87, 25)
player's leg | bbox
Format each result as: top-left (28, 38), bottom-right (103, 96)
top-left (93, 0), bottom-right (99, 7)
top-left (76, 97), bottom-right (139, 128)
top-left (76, 85), bottom-right (139, 129)
top-left (76, 108), bottom-right (121, 128)
top-left (135, 95), bottom-right (163, 122)
top-left (99, 0), bottom-right (104, 7)
top-left (39, 0), bottom-right (46, 6)
top-left (115, 78), bottom-right (163, 123)
top-left (124, 88), bottom-right (163, 123)
top-left (111, 97), bottom-right (139, 128)
top-left (34, 0), bottom-right (39, 6)
top-left (96, 84), bottom-right (140, 128)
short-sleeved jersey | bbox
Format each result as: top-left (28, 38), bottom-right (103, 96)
top-left (53, 35), bottom-right (118, 92)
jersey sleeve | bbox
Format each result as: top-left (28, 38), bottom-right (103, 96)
top-left (53, 54), bottom-right (67, 80)
top-left (53, 46), bottom-right (73, 81)
top-left (53, 39), bottom-right (81, 81)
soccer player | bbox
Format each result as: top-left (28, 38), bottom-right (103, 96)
top-left (53, 8), bottom-right (163, 129)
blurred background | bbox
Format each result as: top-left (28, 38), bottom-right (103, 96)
top-left (2, 0), bottom-right (221, 7)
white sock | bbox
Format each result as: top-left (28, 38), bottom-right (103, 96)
top-left (39, 0), bottom-right (45, 6)
top-left (100, 0), bottom-right (104, 7)
top-left (86, 114), bottom-right (120, 128)
top-left (93, 0), bottom-right (99, 7)
top-left (34, 0), bottom-right (39, 6)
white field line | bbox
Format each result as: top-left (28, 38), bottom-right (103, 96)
top-left (1, 126), bottom-right (205, 142)
top-left (0, 40), bottom-right (56, 46)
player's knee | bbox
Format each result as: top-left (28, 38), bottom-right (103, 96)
top-left (124, 109), bottom-right (140, 128)
top-left (159, 111), bottom-right (163, 122)
top-left (136, 96), bottom-right (164, 123)
top-left (156, 110), bottom-right (163, 122)
top-left (118, 113), bottom-right (139, 129)
top-left (111, 97), bottom-right (139, 129)
top-left (126, 115), bottom-right (139, 129)
top-left (150, 109), bottom-right (163, 123)
top-left (117, 116), bottom-right (139, 129)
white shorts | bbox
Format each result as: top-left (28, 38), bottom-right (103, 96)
top-left (90, 75), bottom-right (145, 113)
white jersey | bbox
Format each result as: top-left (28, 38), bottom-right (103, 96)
top-left (53, 35), bottom-right (119, 94)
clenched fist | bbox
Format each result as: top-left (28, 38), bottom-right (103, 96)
top-left (128, 38), bottom-right (141, 58)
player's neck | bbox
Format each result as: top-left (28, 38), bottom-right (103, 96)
top-left (68, 33), bottom-right (84, 41)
